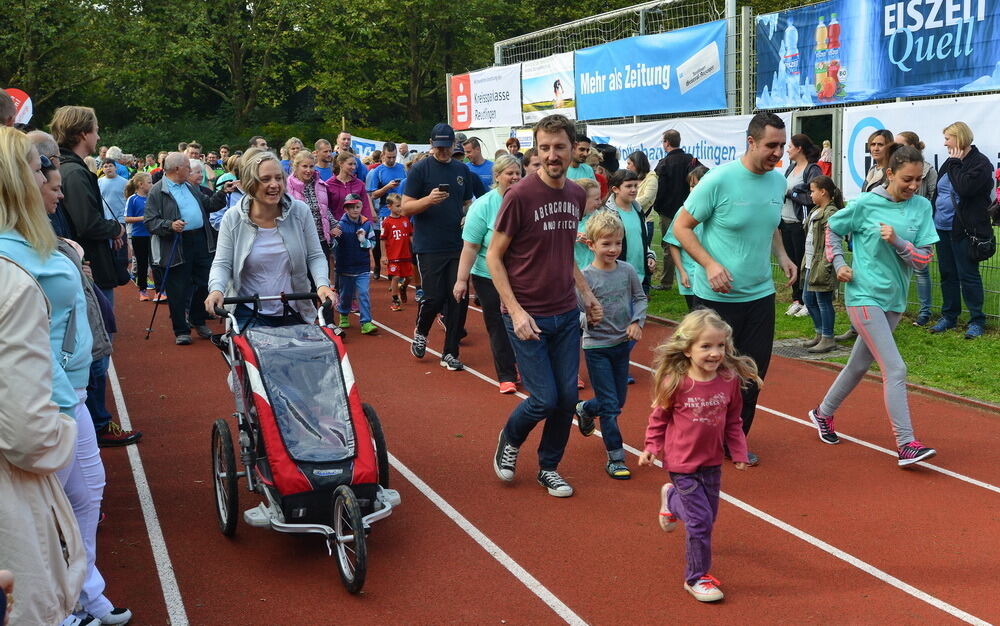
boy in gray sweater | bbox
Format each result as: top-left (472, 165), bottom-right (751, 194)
top-left (574, 210), bottom-right (648, 478)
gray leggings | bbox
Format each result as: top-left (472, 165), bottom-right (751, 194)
top-left (819, 306), bottom-right (914, 448)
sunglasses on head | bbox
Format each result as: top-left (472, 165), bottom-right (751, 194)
top-left (39, 154), bottom-right (53, 168)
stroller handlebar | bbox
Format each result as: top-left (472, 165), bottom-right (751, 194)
top-left (222, 292), bottom-right (319, 306)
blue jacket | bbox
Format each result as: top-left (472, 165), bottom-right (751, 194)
top-left (333, 215), bottom-right (375, 275)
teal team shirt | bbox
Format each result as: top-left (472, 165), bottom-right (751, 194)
top-left (575, 211), bottom-right (595, 270)
top-left (567, 163), bottom-right (596, 180)
top-left (828, 192), bottom-right (938, 312)
top-left (683, 159), bottom-right (785, 302)
top-left (662, 213), bottom-right (703, 297)
top-left (461, 188), bottom-right (502, 279)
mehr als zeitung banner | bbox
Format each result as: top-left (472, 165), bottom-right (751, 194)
top-left (756, 0), bottom-right (1000, 109)
top-left (521, 52), bottom-right (576, 123)
top-left (450, 64), bottom-right (523, 131)
top-left (841, 93), bottom-right (1000, 198)
top-left (587, 112), bottom-right (794, 168)
top-left (574, 20), bottom-right (727, 120)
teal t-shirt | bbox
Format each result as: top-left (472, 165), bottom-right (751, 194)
top-left (461, 188), bottom-right (502, 279)
top-left (567, 163), bottom-right (596, 180)
top-left (606, 200), bottom-right (645, 275)
top-left (575, 211), bottom-right (596, 270)
top-left (683, 159), bottom-right (785, 302)
top-left (828, 192), bottom-right (938, 312)
top-left (663, 213), bottom-right (703, 297)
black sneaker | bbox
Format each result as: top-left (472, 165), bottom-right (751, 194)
top-left (493, 430), bottom-right (519, 482)
top-left (97, 422), bottom-right (142, 448)
top-left (410, 330), bottom-right (427, 358)
top-left (440, 353), bottom-right (464, 371)
top-left (194, 324), bottom-right (213, 339)
top-left (808, 408), bottom-right (840, 445)
top-left (574, 401), bottom-right (596, 437)
top-left (898, 440), bottom-right (936, 467)
top-left (536, 470), bottom-right (574, 497)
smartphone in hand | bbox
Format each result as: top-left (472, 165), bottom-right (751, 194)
top-left (437, 184), bottom-right (450, 193)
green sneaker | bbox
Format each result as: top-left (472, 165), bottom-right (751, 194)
top-left (338, 316), bottom-right (351, 329)
top-left (361, 322), bottom-right (378, 334)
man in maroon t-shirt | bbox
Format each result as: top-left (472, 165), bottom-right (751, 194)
top-left (487, 114), bottom-right (602, 498)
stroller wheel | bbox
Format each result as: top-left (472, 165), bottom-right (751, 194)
top-left (332, 485), bottom-right (367, 594)
top-left (212, 419), bottom-right (239, 536)
top-left (362, 403), bottom-right (390, 489)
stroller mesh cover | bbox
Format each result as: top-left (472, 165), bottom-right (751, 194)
top-left (246, 325), bottom-right (356, 462)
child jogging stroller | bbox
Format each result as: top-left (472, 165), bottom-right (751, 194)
top-left (209, 292), bottom-right (400, 593)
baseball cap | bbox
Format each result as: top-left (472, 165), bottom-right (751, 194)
top-left (344, 193), bottom-right (362, 205)
top-left (430, 123), bottom-right (456, 147)
top-left (452, 144), bottom-right (465, 157)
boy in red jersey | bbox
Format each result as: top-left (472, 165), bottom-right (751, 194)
top-left (380, 194), bottom-right (413, 311)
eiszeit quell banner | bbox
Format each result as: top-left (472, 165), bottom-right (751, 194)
top-left (841, 93), bottom-right (1000, 198)
top-left (587, 112), bottom-right (794, 168)
top-left (521, 52), bottom-right (576, 123)
top-left (574, 19), bottom-right (727, 120)
top-left (756, 0), bottom-right (1000, 109)
top-left (450, 64), bottom-right (523, 131)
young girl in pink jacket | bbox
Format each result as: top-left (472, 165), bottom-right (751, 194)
top-left (638, 309), bottom-right (761, 603)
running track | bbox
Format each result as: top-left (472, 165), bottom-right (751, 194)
top-left (96, 284), bottom-right (1000, 625)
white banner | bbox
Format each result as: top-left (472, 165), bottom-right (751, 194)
top-left (450, 64), bottom-right (523, 130)
top-left (521, 52), bottom-right (576, 123)
top-left (587, 112), bottom-right (794, 169)
top-left (841, 94), bottom-right (1000, 198)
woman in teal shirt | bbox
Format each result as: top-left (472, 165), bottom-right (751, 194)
top-left (453, 154), bottom-right (521, 393)
top-left (808, 145), bottom-right (939, 468)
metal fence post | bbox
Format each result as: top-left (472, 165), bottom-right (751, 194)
top-left (740, 6), bottom-right (753, 115)
top-left (726, 0), bottom-right (737, 115)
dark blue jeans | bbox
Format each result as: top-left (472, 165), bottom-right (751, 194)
top-left (668, 465), bottom-right (722, 585)
top-left (936, 231), bottom-right (985, 326)
top-left (85, 356), bottom-right (112, 432)
top-left (502, 309), bottom-right (581, 470)
top-left (580, 342), bottom-right (631, 460)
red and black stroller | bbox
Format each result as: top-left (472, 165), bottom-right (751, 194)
top-left (209, 293), bottom-right (399, 593)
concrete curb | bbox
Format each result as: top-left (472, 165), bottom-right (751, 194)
top-left (644, 313), bottom-right (1000, 413)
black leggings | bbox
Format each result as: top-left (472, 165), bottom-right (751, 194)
top-left (693, 293), bottom-right (775, 436)
top-left (371, 228), bottom-right (382, 275)
top-left (778, 221), bottom-right (806, 303)
top-left (131, 236), bottom-right (162, 291)
top-left (471, 274), bottom-right (517, 382)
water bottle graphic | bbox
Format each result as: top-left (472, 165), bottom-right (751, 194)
top-left (783, 21), bottom-right (800, 78)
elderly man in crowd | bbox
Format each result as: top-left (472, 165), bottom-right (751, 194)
top-left (144, 152), bottom-right (217, 345)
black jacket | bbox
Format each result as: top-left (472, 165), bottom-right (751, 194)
top-left (652, 149), bottom-right (696, 219)
top-left (58, 148), bottom-right (124, 289)
top-left (935, 145), bottom-right (994, 240)
top-left (783, 161), bottom-right (823, 223)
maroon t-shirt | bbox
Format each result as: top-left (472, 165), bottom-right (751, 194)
top-left (494, 173), bottom-right (585, 317)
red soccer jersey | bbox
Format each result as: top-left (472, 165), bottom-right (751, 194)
top-left (381, 216), bottom-right (413, 262)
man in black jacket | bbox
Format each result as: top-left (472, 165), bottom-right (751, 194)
top-left (651, 129), bottom-right (696, 290)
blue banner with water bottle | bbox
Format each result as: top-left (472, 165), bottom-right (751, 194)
top-left (756, 0), bottom-right (1000, 108)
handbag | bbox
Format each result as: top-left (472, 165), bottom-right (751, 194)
top-left (952, 192), bottom-right (997, 262)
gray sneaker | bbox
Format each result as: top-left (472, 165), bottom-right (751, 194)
top-left (574, 401), bottom-right (596, 436)
top-left (194, 324), bottom-right (213, 339)
top-left (440, 353), bottom-right (464, 371)
top-left (410, 330), bottom-right (427, 358)
top-left (175, 334), bottom-right (192, 345)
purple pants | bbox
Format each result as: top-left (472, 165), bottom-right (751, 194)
top-left (668, 465), bottom-right (722, 584)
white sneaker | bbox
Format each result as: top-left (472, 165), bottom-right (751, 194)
top-left (684, 575), bottom-right (724, 602)
top-left (794, 304), bottom-right (810, 317)
top-left (785, 302), bottom-right (803, 316)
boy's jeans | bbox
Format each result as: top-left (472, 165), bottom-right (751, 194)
top-left (579, 341), bottom-right (631, 460)
top-left (337, 272), bottom-right (371, 324)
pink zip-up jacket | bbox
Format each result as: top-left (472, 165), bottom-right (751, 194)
top-left (325, 174), bottom-right (373, 222)
top-left (286, 173), bottom-right (333, 242)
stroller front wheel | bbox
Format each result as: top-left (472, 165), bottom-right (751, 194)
top-left (212, 418), bottom-right (239, 536)
top-left (332, 485), bottom-right (367, 593)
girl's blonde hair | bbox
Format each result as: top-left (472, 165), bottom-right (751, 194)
top-left (0, 127), bottom-right (56, 257)
top-left (651, 309), bottom-right (762, 409)
top-left (584, 208), bottom-right (623, 243)
top-left (292, 149), bottom-right (316, 168)
top-left (125, 172), bottom-right (151, 198)
top-left (574, 177), bottom-right (600, 196)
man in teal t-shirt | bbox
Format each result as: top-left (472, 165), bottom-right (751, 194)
top-left (672, 112), bottom-right (797, 463)
top-left (566, 135), bottom-right (596, 180)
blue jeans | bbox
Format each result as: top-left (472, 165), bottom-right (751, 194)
top-left (936, 231), bottom-right (985, 326)
top-left (85, 356), bottom-right (112, 432)
top-left (580, 342), bottom-right (631, 460)
top-left (337, 272), bottom-right (371, 324)
top-left (913, 265), bottom-right (932, 318)
top-left (502, 309), bottom-right (581, 470)
top-left (802, 270), bottom-right (835, 337)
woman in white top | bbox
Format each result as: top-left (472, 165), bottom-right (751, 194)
top-left (205, 151), bottom-right (335, 328)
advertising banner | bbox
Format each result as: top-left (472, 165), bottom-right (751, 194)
top-left (2, 88), bottom-right (32, 124)
top-left (756, 0), bottom-right (1000, 109)
top-left (449, 65), bottom-right (523, 130)
top-left (521, 52), bottom-right (576, 123)
top-left (574, 20), bottom-right (727, 120)
top-left (587, 112), bottom-right (794, 168)
top-left (841, 93), bottom-right (1000, 198)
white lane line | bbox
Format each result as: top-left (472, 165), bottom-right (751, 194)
top-left (627, 359), bottom-right (1000, 494)
top-left (108, 359), bottom-right (189, 626)
top-left (388, 453), bottom-right (585, 625)
top-left (372, 320), bottom-right (991, 626)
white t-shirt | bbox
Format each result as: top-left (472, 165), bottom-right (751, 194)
top-left (239, 227), bottom-right (292, 315)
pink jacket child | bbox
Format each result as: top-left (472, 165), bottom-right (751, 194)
top-left (286, 175), bottom-right (333, 242)
top-left (325, 175), bottom-right (373, 222)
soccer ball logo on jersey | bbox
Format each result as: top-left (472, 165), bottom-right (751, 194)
top-left (456, 176), bottom-right (464, 187)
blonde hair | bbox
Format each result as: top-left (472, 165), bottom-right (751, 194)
top-left (292, 149), bottom-right (316, 168)
top-left (574, 177), bottom-right (600, 196)
top-left (50, 105), bottom-right (98, 148)
top-left (125, 172), bottom-right (151, 198)
top-left (240, 150), bottom-right (285, 199)
top-left (0, 128), bottom-right (57, 256)
top-left (584, 209), bottom-right (623, 243)
top-left (385, 193), bottom-right (402, 207)
top-left (650, 309), bottom-right (762, 409)
top-left (942, 121), bottom-right (973, 150)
